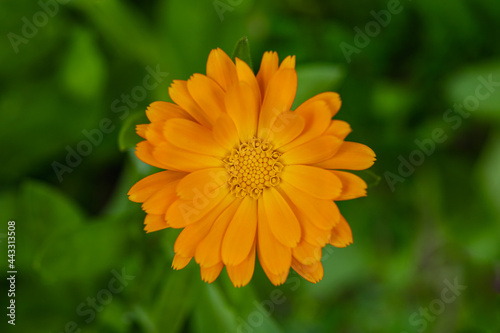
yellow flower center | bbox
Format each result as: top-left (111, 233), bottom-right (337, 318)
top-left (223, 138), bottom-right (283, 199)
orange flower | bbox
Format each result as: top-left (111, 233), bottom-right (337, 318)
top-left (128, 48), bottom-right (375, 287)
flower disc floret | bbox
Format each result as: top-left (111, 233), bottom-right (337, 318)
top-left (224, 138), bottom-right (283, 199)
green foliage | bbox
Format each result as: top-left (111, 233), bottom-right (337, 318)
top-left (232, 36), bottom-right (254, 70)
top-left (446, 61), bottom-right (500, 121)
top-left (59, 27), bottom-right (106, 100)
top-left (293, 63), bottom-right (345, 109)
top-left (192, 284), bottom-right (239, 333)
top-left (150, 265), bottom-right (201, 333)
top-left (119, 112), bottom-right (149, 151)
top-left (1, 0), bottom-right (500, 332)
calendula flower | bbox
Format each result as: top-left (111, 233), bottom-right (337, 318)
top-left (128, 48), bottom-right (375, 287)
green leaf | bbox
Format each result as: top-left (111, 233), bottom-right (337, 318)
top-left (118, 111), bottom-right (149, 151)
top-left (0, 83), bottom-right (102, 182)
top-left (446, 61), bottom-right (500, 122)
top-left (464, 228), bottom-right (500, 264)
top-left (20, 180), bottom-right (84, 227)
top-left (232, 36), bottom-right (253, 71)
top-left (19, 180), bottom-right (84, 269)
top-left (121, 306), bottom-right (157, 333)
top-left (292, 63), bottom-right (346, 109)
top-left (59, 27), bottom-right (106, 100)
top-left (372, 81), bottom-right (416, 120)
top-left (69, 0), bottom-right (160, 66)
top-left (151, 264), bottom-right (201, 333)
top-left (33, 215), bottom-right (127, 283)
top-left (158, 0), bottom-right (219, 83)
top-left (217, 274), bottom-right (284, 333)
top-left (308, 245), bottom-right (366, 301)
top-left (18, 181), bottom-right (127, 283)
top-left (192, 284), bottom-right (238, 333)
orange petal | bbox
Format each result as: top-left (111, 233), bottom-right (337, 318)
top-left (174, 215), bottom-right (215, 258)
top-left (235, 58), bottom-right (261, 103)
top-left (166, 185), bottom-right (230, 228)
top-left (164, 118), bottom-right (226, 157)
top-left (195, 199), bottom-right (241, 267)
top-left (291, 258), bottom-right (324, 283)
top-left (279, 182), bottom-right (340, 231)
top-left (330, 214), bottom-right (353, 247)
top-left (266, 111), bottom-right (305, 148)
top-left (262, 187), bottom-right (301, 247)
top-left (172, 254), bottom-right (192, 270)
top-left (221, 197), bottom-right (258, 265)
top-left (213, 113), bottom-right (240, 151)
top-left (206, 48), bottom-right (238, 91)
top-left (200, 262), bottom-right (224, 283)
top-left (256, 51), bottom-right (279, 97)
top-left (278, 192), bottom-right (332, 247)
top-left (144, 214), bottom-right (169, 233)
top-left (145, 121), bottom-right (166, 146)
top-left (281, 100), bottom-right (332, 151)
top-left (136, 124), bottom-right (148, 139)
top-left (187, 74), bottom-right (225, 125)
top-left (299, 92), bottom-right (341, 118)
top-left (281, 165), bottom-right (342, 200)
top-left (280, 135), bottom-right (342, 165)
top-left (153, 141), bottom-right (223, 172)
top-left (135, 140), bottom-right (168, 169)
top-left (279, 55), bottom-right (296, 69)
top-left (141, 180), bottom-right (180, 214)
top-left (128, 170), bottom-right (186, 203)
top-left (257, 244), bottom-right (290, 286)
top-left (226, 242), bottom-right (256, 287)
top-left (146, 101), bottom-right (194, 122)
top-left (225, 81), bottom-right (259, 141)
top-left (292, 240), bottom-right (322, 265)
top-left (258, 69), bottom-right (297, 138)
top-left (332, 171), bottom-right (367, 200)
top-left (299, 213), bottom-right (332, 247)
top-left (314, 142), bottom-right (376, 170)
top-left (169, 80), bottom-right (212, 128)
top-left (176, 168), bottom-right (228, 201)
top-left (257, 199), bottom-right (292, 275)
top-left (325, 120), bottom-right (351, 140)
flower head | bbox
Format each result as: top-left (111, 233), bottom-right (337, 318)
top-left (128, 48), bottom-right (375, 287)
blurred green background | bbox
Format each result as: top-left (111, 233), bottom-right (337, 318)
top-left (1, 0), bottom-right (499, 332)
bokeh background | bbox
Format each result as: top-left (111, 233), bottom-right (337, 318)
top-left (1, 0), bottom-right (499, 332)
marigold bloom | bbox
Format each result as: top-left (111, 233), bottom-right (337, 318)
top-left (128, 48), bottom-right (375, 287)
